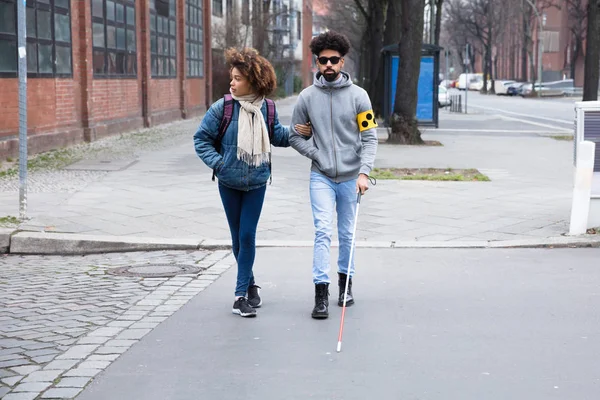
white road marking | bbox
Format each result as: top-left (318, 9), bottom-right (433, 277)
top-left (469, 104), bottom-right (573, 125)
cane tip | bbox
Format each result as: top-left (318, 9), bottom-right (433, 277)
top-left (336, 342), bottom-right (342, 352)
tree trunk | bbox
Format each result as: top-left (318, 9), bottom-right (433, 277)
top-left (521, 12), bottom-right (529, 81)
top-left (364, 0), bottom-right (385, 95)
top-left (434, 0), bottom-right (443, 46)
top-left (374, 0), bottom-right (398, 117)
top-left (383, 0), bottom-right (401, 45)
top-left (482, 46), bottom-right (489, 94)
top-left (388, 0), bottom-right (425, 145)
top-left (583, 0), bottom-right (599, 101)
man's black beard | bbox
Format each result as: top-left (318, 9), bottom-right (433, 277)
top-left (323, 70), bottom-right (339, 82)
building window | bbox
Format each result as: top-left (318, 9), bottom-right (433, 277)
top-left (91, 0), bottom-right (136, 77)
top-left (225, 0), bottom-right (232, 18)
top-left (296, 10), bottom-right (301, 39)
top-left (212, 0), bottom-right (222, 17)
top-left (282, 4), bottom-right (287, 27)
top-left (186, 0), bottom-right (203, 77)
top-left (150, 0), bottom-right (176, 77)
top-left (0, 0), bottom-right (17, 74)
top-left (241, 0), bottom-right (249, 25)
top-left (0, 0), bottom-right (72, 77)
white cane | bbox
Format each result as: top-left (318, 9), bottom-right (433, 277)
top-left (336, 191), bottom-right (362, 353)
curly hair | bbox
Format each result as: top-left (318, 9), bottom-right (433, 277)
top-left (225, 47), bottom-right (277, 97)
top-left (309, 30), bottom-right (351, 57)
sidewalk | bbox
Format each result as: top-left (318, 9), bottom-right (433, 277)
top-left (1, 96), bottom-right (598, 253)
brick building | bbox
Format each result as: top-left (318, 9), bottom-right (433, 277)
top-left (493, 4), bottom-right (587, 85)
top-left (0, 0), bottom-right (212, 158)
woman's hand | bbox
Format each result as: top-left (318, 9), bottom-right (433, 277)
top-left (295, 122), bottom-right (312, 137)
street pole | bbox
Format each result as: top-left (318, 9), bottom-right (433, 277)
top-left (465, 43), bottom-right (469, 114)
top-left (17, 0), bottom-right (28, 219)
top-left (445, 49), bottom-right (449, 85)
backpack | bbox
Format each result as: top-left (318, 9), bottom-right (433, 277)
top-left (212, 94), bottom-right (276, 181)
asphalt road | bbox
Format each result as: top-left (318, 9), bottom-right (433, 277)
top-left (447, 91), bottom-right (577, 133)
top-left (78, 247), bottom-right (600, 400)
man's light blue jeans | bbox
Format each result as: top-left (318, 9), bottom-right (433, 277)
top-left (310, 171), bottom-right (357, 284)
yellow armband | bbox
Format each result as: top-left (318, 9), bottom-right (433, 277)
top-left (357, 110), bottom-right (378, 132)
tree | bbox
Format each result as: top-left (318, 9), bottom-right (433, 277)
top-left (372, 0), bottom-right (401, 116)
top-left (434, 0), bottom-right (444, 45)
top-left (565, 0), bottom-right (587, 83)
top-left (388, 0), bottom-right (426, 144)
top-left (446, 0), bottom-right (501, 94)
top-left (583, 0), bottom-right (600, 101)
top-left (361, 0), bottom-right (386, 95)
top-left (318, 0), bottom-right (367, 79)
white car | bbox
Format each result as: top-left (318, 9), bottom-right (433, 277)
top-left (438, 86), bottom-right (451, 107)
top-left (494, 80), bottom-right (516, 95)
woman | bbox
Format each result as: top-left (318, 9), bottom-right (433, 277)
top-left (194, 48), bottom-right (311, 318)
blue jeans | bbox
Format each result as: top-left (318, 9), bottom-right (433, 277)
top-left (310, 171), bottom-right (357, 284)
top-left (219, 184), bottom-right (266, 297)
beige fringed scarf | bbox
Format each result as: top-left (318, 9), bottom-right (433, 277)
top-left (231, 92), bottom-right (271, 167)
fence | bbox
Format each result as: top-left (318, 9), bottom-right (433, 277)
top-left (449, 94), bottom-right (463, 113)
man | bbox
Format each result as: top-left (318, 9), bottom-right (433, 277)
top-left (289, 31), bottom-right (378, 319)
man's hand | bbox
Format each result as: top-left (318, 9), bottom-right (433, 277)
top-left (356, 173), bottom-right (369, 194)
top-left (295, 122), bottom-right (312, 137)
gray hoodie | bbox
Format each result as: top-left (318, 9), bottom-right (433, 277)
top-left (289, 71), bottom-right (378, 183)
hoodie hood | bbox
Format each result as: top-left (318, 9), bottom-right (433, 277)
top-left (313, 71), bottom-right (353, 89)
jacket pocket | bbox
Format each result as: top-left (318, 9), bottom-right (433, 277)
top-left (313, 149), bottom-right (336, 177)
top-left (336, 146), bottom-right (361, 176)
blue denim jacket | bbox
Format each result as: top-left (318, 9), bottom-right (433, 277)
top-left (194, 98), bottom-right (290, 191)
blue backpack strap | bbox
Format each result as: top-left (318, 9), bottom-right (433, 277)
top-left (212, 94), bottom-right (234, 181)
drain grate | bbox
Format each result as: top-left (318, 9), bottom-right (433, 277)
top-left (107, 264), bottom-right (205, 278)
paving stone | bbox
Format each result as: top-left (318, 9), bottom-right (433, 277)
top-left (9, 366), bottom-right (40, 376)
top-left (2, 392), bottom-right (39, 400)
top-left (115, 329), bottom-right (151, 340)
top-left (94, 346), bottom-right (128, 355)
top-left (62, 368), bottom-right (101, 378)
top-left (24, 349), bottom-right (60, 358)
top-left (0, 386), bottom-right (10, 397)
top-left (0, 360), bottom-right (31, 369)
top-left (2, 375), bottom-right (23, 386)
top-left (0, 348), bottom-right (25, 357)
top-left (106, 320), bottom-right (135, 328)
top-left (12, 381), bottom-right (52, 392)
top-left (56, 345), bottom-right (99, 360)
top-left (86, 354), bottom-right (119, 362)
top-left (22, 370), bottom-right (63, 383)
top-left (87, 327), bottom-right (124, 337)
top-left (76, 337), bottom-right (109, 345)
top-left (43, 359), bottom-right (79, 371)
top-left (41, 387), bottom-right (84, 398)
top-left (32, 355), bottom-right (58, 364)
top-left (77, 360), bottom-right (110, 370)
top-left (0, 368), bottom-right (16, 378)
top-left (54, 377), bottom-right (90, 388)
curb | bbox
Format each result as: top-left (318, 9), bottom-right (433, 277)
top-left (2, 230), bottom-right (600, 255)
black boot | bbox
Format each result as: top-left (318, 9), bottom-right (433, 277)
top-left (311, 283), bottom-right (329, 319)
top-left (338, 273), bottom-right (354, 307)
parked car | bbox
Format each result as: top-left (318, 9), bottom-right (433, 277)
top-left (518, 82), bottom-right (565, 97)
top-left (494, 80), bottom-right (516, 95)
top-left (457, 73), bottom-right (482, 90)
top-left (507, 82), bottom-right (526, 96)
top-left (438, 86), bottom-right (451, 107)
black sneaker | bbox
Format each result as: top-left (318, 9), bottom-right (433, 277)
top-left (247, 285), bottom-right (262, 308)
top-left (232, 297), bottom-right (257, 318)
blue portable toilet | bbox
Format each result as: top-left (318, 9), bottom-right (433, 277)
top-left (381, 43), bottom-right (442, 128)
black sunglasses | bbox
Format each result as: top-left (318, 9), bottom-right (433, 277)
top-left (317, 56), bottom-right (342, 65)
